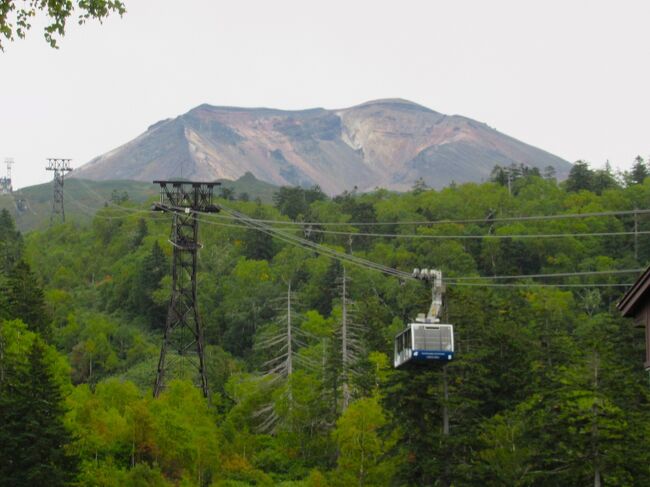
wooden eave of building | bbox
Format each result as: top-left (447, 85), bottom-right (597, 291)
top-left (617, 266), bottom-right (650, 319)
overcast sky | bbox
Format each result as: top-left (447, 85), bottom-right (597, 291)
top-left (1, 0), bottom-right (648, 189)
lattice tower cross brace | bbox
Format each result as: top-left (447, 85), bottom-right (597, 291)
top-left (45, 158), bottom-right (72, 223)
top-left (152, 181), bottom-right (220, 398)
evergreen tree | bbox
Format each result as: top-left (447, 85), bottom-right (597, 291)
top-left (411, 177), bottom-right (429, 195)
top-left (490, 165), bottom-right (509, 186)
top-left (242, 205), bottom-right (274, 260)
top-left (0, 208), bottom-right (23, 273)
top-left (565, 160), bottom-right (595, 192)
top-left (131, 217), bottom-right (148, 248)
top-left (0, 339), bottom-right (79, 486)
top-left (220, 186), bottom-right (235, 200)
top-left (625, 155), bottom-right (649, 186)
top-left (591, 162), bottom-right (619, 194)
top-left (6, 260), bottom-right (49, 338)
top-left (543, 165), bottom-right (556, 179)
top-left (274, 186), bottom-right (310, 220)
top-left (304, 184), bottom-right (327, 205)
top-left (130, 241), bottom-right (167, 328)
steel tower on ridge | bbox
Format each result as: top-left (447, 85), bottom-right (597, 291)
top-left (0, 157), bottom-right (13, 194)
top-left (45, 158), bottom-right (72, 224)
top-left (152, 180), bottom-right (220, 398)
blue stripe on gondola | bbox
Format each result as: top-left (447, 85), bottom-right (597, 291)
top-left (411, 350), bottom-right (453, 361)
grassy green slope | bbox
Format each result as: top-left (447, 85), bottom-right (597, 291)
top-left (0, 172), bottom-right (278, 233)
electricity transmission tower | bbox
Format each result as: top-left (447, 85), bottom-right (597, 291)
top-left (0, 157), bottom-right (14, 194)
top-left (152, 180), bottom-right (220, 398)
top-left (45, 158), bottom-right (72, 223)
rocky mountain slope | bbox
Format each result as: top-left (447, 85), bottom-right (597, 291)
top-left (74, 99), bottom-right (571, 193)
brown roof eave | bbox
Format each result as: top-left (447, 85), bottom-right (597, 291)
top-left (617, 266), bottom-right (650, 317)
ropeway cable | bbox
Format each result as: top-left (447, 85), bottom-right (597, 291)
top-left (202, 206), bottom-right (650, 227)
top-left (62, 196), bottom-right (640, 290)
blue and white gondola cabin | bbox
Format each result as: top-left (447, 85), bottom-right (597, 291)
top-left (394, 322), bottom-right (454, 368)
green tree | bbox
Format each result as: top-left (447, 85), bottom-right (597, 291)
top-left (130, 241), bottom-right (167, 328)
top-left (242, 206), bottom-right (275, 260)
top-left (131, 218), bottom-right (148, 248)
top-left (274, 186), bottom-right (310, 221)
top-left (0, 0), bottom-right (126, 49)
top-left (624, 155), bottom-right (649, 186)
top-left (0, 338), bottom-right (78, 486)
top-left (6, 260), bottom-right (49, 337)
top-left (565, 160), bottom-right (594, 192)
top-left (591, 162), bottom-right (619, 194)
top-left (0, 208), bottom-right (23, 272)
top-left (332, 396), bottom-right (393, 486)
top-left (221, 187), bottom-right (236, 200)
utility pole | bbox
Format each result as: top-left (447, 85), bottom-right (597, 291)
top-left (45, 158), bottom-right (72, 224)
top-left (1, 157), bottom-right (14, 194)
top-left (152, 180), bottom-right (220, 398)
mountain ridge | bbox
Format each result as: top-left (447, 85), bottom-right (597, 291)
top-left (74, 99), bottom-right (571, 193)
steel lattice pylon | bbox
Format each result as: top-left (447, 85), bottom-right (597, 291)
top-left (152, 181), bottom-right (220, 398)
top-left (45, 158), bottom-right (72, 224)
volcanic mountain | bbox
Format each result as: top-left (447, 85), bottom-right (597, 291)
top-left (74, 99), bottom-right (571, 193)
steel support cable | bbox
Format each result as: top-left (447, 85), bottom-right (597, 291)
top-left (196, 205), bottom-right (414, 281)
top-left (446, 282), bottom-right (633, 288)
top-left (66, 188), bottom-right (650, 240)
top-left (64, 197), bottom-right (636, 289)
top-left (198, 209), bottom-right (649, 240)
top-left (66, 193), bottom-right (166, 220)
top-left (206, 207), bottom-right (634, 284)
top-left (221, 206), bottom-right (414, 279)
top-left (196, 206), bottom-right (637, 289)
top-left (73, 178), bottom-right (141, 214)
top-left (72, 199), bottom-right (650, 240)
top-left (232, 227), bottom-right (650, 240)
top-left (448, 268), bottom-right (644, 281)
top-left (204, 206), bottom-right (650, 227)
top-left (226, 216), bottom-right (413, 281)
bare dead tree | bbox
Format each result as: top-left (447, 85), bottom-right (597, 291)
top-left (336, 265), bottom-right (365, 411)
top-left (253, 280), bottom-right (318, 433)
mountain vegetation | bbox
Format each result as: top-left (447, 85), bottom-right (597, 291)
top-left (0, 173), bottom-right (277, 233)
top-left (2, 158), bottom-right (650, 486)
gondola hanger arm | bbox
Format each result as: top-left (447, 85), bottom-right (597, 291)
top-left (412, 268), bottom-right (444, 323)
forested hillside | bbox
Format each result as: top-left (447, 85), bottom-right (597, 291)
top-left (0, 172), bottom-right (277, 233)
top-left (2, 159), bottom-right (650, 486)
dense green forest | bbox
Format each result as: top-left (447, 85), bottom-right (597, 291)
top-left (2, 159), bottom-right (650, 486)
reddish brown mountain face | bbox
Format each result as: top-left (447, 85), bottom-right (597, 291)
top-left (74, 99), bottom-right (570, 193)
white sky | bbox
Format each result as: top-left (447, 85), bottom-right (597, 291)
top-left (1, 0), bottom-right (649, 189)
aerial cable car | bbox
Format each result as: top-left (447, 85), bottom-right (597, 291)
top-left (394, 268), bottom-right (454, 368)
